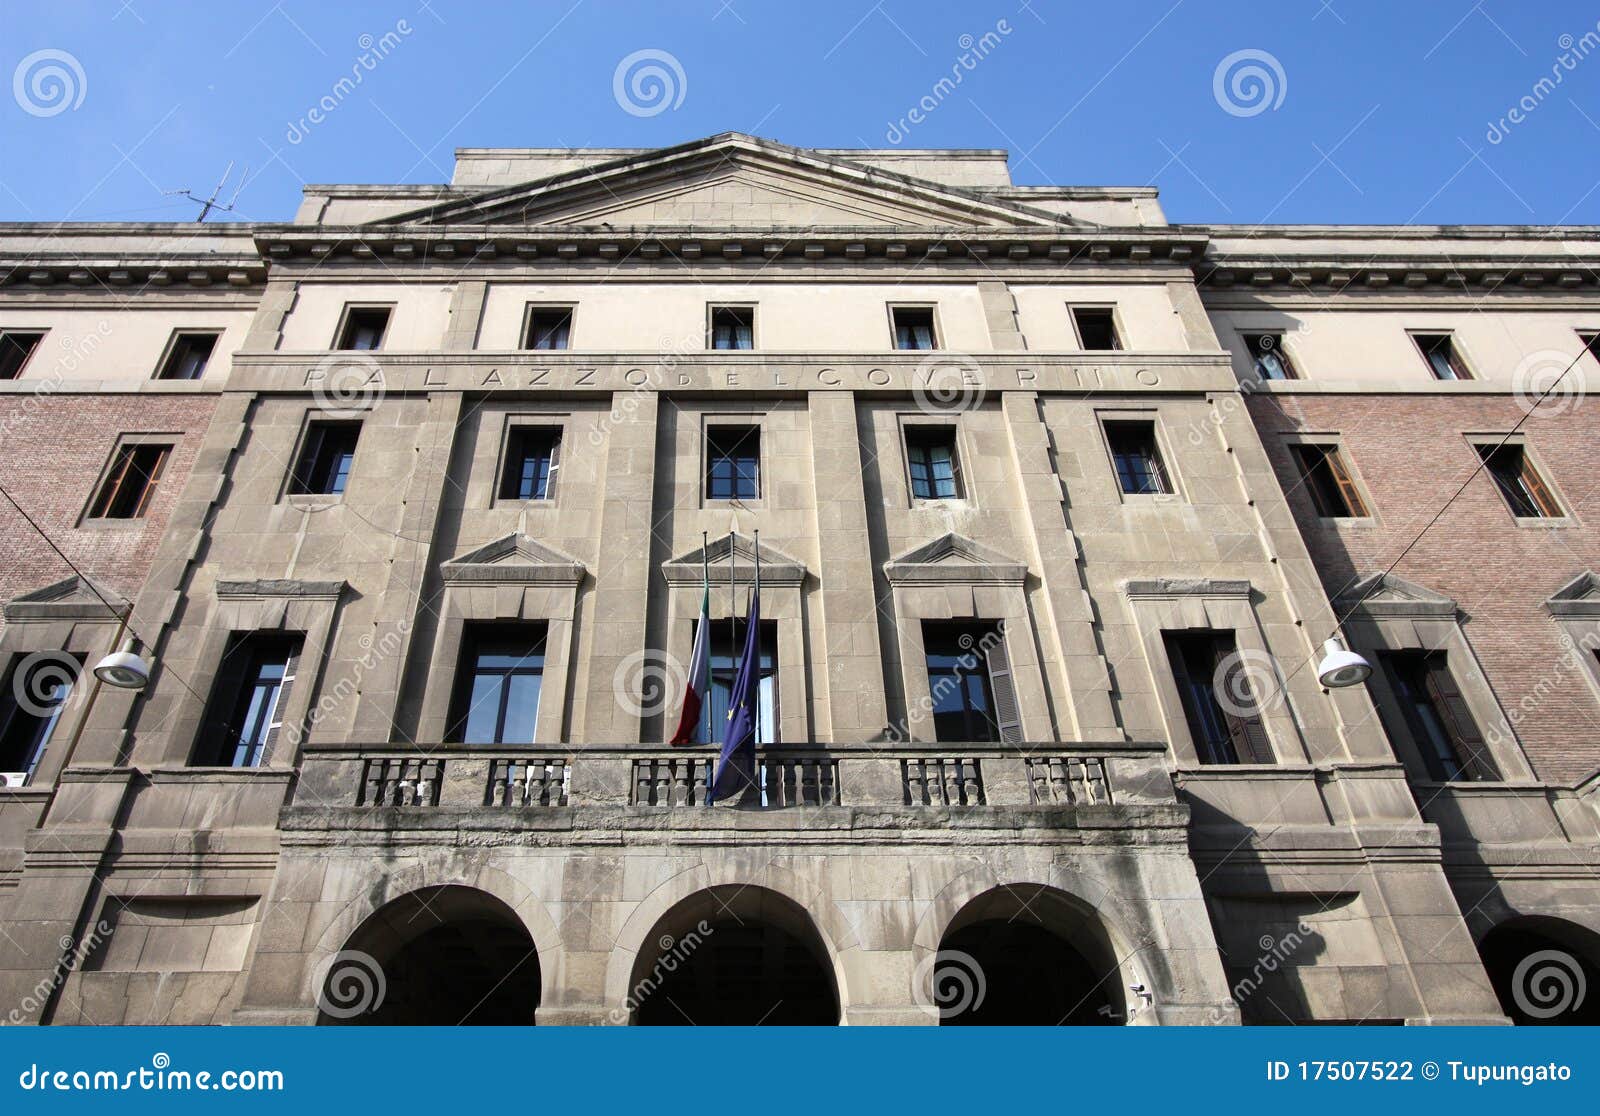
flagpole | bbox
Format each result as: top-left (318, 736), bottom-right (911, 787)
top-left (727, 514), bottom-right (738, 751)
top-left (753, 528), bottom-right (762, 745)
top-left (699, 530), bottom-right (708, 743)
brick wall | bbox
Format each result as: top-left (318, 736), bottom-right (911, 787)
top-left (1249, 392), bottom-right (1600, 784)
top-left (0, 393), bottom-right (218, 630)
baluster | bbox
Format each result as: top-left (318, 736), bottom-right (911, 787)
top-left (1090, 758), bottom-right (1109, 805)
top-left (1049, 759), bottom-right (1070, 805)
top-left (797, 760), bottom-right (816, 806)
top-left (819, 761), bottom-right (836, 805)
top-left (960, 759), bottom-right (980, 805)
top-left (904, 759), bottom-right (923, 805)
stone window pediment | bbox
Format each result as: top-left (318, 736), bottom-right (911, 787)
top-left (440, 534), bottom-right (586, 586)
top-left (662, 532), bottom-right (806, 587)
top-left (883, 533), bottom-right (1027, 587)
top-left (1545, 571), bottom-right (1600, 618)
top-left (3, 575), bottom-right (128, 624)
top-left (1334, 572), bottom-right (1457, 620)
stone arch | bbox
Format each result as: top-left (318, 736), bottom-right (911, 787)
top-left (605, 860), bottom-right (854, 1021)
top-left (306, 861), bottom-right (563, 1020)
top-left (1476, 914), bottom-right (1600, 1025)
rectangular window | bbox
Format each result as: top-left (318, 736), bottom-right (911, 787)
top-left (335, 306), bottom-right (391, 351)
top-left (1104, 420), bottom-right (1170, 495)
top-left (705, 425), bottom-right (760, 500)
top-left (193, 633), bottom-right (302, 768)
top-left (448, 624), bottom-right (547, 745)
top-left (891, 306), bottom-right (938, 350)
top-left (1242, 332), bottom-right (1297, 380)
top-left (922, 622), bottom-right (1020, 743)
top-left (905, 426), bottom-right (962, 500)
top-left (1476, 443), bottom-right (1561, 518)
top-left (289, 422), bottom-right (360, 497)
top-left (523, 306), bottom-right (573, 350)
top-left (88, 442), bottom-right (171, 520)
top-left (499, 427), bottom-right (560, 501)
top-left (0, 653), bottom-right (83, 783)
top-left (156, 332), bottom-right (218, 380)
top-left (695, 619), bottom-right (777, 745)
top-left (1164, 631), bottom-right (1274, 765)
top-left (1412, 332), bottom-right (1470, 380)
top-left (1070, 307), bottom-right (1121, 351)
top-left (1381, 651), bottom-right (1498, 781)
top-left (1289, 443), bottom-right (1368, 518)
top-left (0, 331), bottom-right (44, 379)
top-left (708, 306), bottom-right (754, 350)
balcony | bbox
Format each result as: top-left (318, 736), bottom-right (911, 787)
top-left (284, 740), bottom-right (1185, 839)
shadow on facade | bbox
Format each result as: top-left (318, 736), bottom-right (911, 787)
top-left (319, 884), bottom-right (540, 1026)
top-left (1477, 915), bottom-right (1600, 1025)
top-left (937, 884), bottom-right (1127, 1025)
top-left (628, 884), bottom-right (840, 1025)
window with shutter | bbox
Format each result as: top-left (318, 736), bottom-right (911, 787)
top-left (1381, 651), bottom-right (1499, 782)
top-left (983, 632), bottom-right (1023, 744)
top-left (1475, 443), bottom-right (1562, 518)
top-left (922, 622), bottom-right (1012, 743)
top-left (1164, 630), bottom-right (1273, 764)
top-left (193, 633), bottom-right (304, 767)
top-left (1290, 443), bottom-right (1369, 518)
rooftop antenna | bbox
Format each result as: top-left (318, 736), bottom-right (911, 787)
top-left (165, 161), bottom-right (247, 222)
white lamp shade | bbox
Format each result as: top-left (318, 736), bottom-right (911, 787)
top-left (93, 648), bottom-right (150, 690)
top-left (1316, 638), bottom-right (1372, 688)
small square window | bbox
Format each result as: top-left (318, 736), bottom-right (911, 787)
top-left (1070, 307), bottom-right (1121, 351)
top-left (891, 306), bottom-right (938, 350)
top-left (1412, 333), bottom-right (1470, 380)
top-left (705, 425), bottom-right (760, 500)
top-left (708, 306), bottom-right (754, 350)
top-left (0, 331), bottom-right (45, 379)
top-left (335, 307), bottom-right (391, 351)
top-left (289, 422), bottom-right (361, 496)
top-left (500, 427), bottom-right (561, 501)
top-left (1289, 443), bottom-right (1368, 518)
top-left (905, 426), bottom-right (962, 499)
top-left (1104, 420), bottom-right (1170, 495)
top-left (156, 332), bottom-right (219, 380)
top-left (1475, 443), bottom-right (1561, 518)
top-left (88, 442), bottom-right (172, 520)
top-left (1242, 332), bottom-right (1297, 380)
top-left (524, 306), bottom-right (572, 350)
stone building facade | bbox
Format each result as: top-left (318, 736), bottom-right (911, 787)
top-left (0, 133), bottom-right (1596, 1026)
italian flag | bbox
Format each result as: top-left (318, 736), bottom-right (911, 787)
top-left (670, 581), bottom-right (711, 746)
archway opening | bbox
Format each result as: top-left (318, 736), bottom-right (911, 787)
top-left (934, 885), bottom-right (1126, 1025)
top-left (629, 885), bottom-right (839, 1025)
top-left (1478, 916), bottom-right (1600, 1026)
top-left (319, 885), bottom-right (540, 1026)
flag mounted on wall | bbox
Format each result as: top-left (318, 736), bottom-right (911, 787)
top-left (709, 584), bottom-right (761, 803)
top-left (669, 574), bottom-right (711, 747)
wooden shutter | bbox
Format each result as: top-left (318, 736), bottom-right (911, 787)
top-left (130, 447), bottom-right (169, 517)
top-left (258, 642), bottom-right (300, 766)
top-left (546, 430), bottom-right (562, 497)
top-left (1421, 654), bottom-right (1498, 780)
top-left (1518, 454), bottom-right (1561, 518)
top-left (1324, 447), bottom-right (1368, 517)
top-left (1216, 643), bottom-right (1275, 764)
top-left (983, 632), bottom-right (1023, 743)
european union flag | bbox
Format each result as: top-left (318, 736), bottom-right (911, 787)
top-left (709, 586), bottom-right (761, 804)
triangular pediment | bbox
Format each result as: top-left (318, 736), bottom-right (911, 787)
top-left (383, 133), bottom-right (1072, 230)
top-left (1335, 572), bottom-right (1457, 618)
top-left (1546, 571), bottom-right (1600, 617)
top-left (884, 533), bottom-right (1028, 585)
top-left (441, 534), bottom-right (585, 585)
top-left (662, 531), bottom-right (806, 586)
top-left (3, 575), bottom-right (128, 622)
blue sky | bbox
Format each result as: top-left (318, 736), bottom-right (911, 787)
top-left (1, 0), bottom-right (1598, 225)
